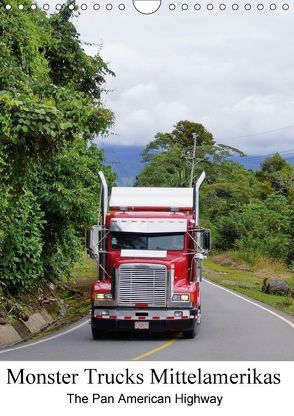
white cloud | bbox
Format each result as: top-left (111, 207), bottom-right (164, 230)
top-left (106, 82), bottom-right (191, 144)
top-left (74, 4), bottom-right (294, 154)
top-left (120, 82), bottom-right (159, 104)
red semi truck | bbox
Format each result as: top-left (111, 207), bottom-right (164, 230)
top-left (86, 171), bottom-right (210, 339)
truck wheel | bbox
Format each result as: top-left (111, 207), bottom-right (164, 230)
top-left (183, 323), bottom-right (197, 339)
top-left (92, 327), bottom-right (106, 339)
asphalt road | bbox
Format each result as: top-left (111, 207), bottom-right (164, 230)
top-left (0, 280), bottom-right (293, 361)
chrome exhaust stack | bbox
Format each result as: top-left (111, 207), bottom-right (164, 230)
top-left (98, 171), bottom-right (108, 280)
top-left (98, 171), bottom-right (108, 227)
top-left (194, 171), bottom-right (205, 226)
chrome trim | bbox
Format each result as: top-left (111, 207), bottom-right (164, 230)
top-left (167, 301), bottom-right (192, 308)
top-left (110, 218), bottom-right (187, 233)
top-left (93, 308), bottom-right (192, 320)
top-left (167, 266), bottom-right (174, 308)
top-left (117, 263), bottom-right (167, 307)
top-left (93, 300), bottom-right (116, 307)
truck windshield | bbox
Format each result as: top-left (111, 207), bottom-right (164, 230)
top-left (111, 232), bottom-right (185, 251)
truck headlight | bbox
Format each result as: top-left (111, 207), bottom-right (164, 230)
top-left (95, 293), bottom-right (113, 300)
top-left (172, 294), bottom-right (190, 302)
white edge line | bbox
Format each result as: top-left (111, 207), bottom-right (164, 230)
top-left (204, 278), bottom-right (294, 329)
top-left (1, 280), bottom-right (293, 354)
top-left (0, 319), bottom-right (88, 355)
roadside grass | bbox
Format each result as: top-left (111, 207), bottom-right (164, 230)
top-left (204, 254), bottom-right (294, 316)
top-left (32, 253), bottom-right (97, 339)
top-left (71, 253), bottom-right (97, 291)
top-left (63, 252), bottom-right (97, 320)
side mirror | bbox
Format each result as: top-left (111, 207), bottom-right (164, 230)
top-left (85, 229), bottom-right (91, 254)
top-left (202, 230), bottom-right (211, 251)
top-left (85, 225), bottom-right (101, 259)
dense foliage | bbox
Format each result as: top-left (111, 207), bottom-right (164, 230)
top-left (0, 1), bottom-right (115, 290)
top-left (136, 121), bottom-right (294, 268)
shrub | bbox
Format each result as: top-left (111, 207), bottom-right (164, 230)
top-left (0, 191), bottom-right (44, 290)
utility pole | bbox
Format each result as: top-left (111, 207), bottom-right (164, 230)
top-left (189, 132), bottom-right (197, 187)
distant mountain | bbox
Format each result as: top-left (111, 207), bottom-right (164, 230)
top-left (231, 154), bottom-right (294, 170)
top-left (100, 144), bottom-right (145, 186)
top-left (100, 144), bottom-right (294, 186)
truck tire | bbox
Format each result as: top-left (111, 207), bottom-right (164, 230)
top-left (183, 322), bottom-right (197, 339)
top-left (92, 327), bottom-right (106, 339)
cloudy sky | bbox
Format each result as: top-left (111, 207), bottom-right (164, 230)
top-left (70, 1), bottom-right (294, 155)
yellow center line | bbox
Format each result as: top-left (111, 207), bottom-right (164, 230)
top-left (132, 338), bottom-right (178, 361)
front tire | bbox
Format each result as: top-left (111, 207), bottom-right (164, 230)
top-left (92, 327), bottom-right (106, 339)
top-left (183, 322), bottom-right (197, 339)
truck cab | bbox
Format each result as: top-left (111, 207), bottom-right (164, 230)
top-left (86, 172), bottom-right (210, 339)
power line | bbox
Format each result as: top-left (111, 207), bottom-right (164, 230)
top-left (108, 148), bottom-right (134, 187)
top-left (98, 136), bottom-right (294, 178)
top-left (237, 150), bottom-right (294, 161)
top-left (217, 124), bottom-right (294, 141)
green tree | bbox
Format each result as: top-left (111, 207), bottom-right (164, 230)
top-left (215, 194), bottom-right (291, 262)
top-left (202, 161), bottom-right (271, 220)
top-left (0, 191), bottom-right (44, 290)
top-left (31, 139), bottom-right (115, 280)
top-left (136, 120), bottom-right (244, 187)
top-left (0, 1), bottom-right (115, 290)
top-left (257, 153), bottom-right (294, 197)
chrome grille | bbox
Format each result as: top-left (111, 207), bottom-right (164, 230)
top-left (118, 264), bottom-right (167, 307)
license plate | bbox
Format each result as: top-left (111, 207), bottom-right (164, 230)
top-left (134, 321), bottom-right (149, 330)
